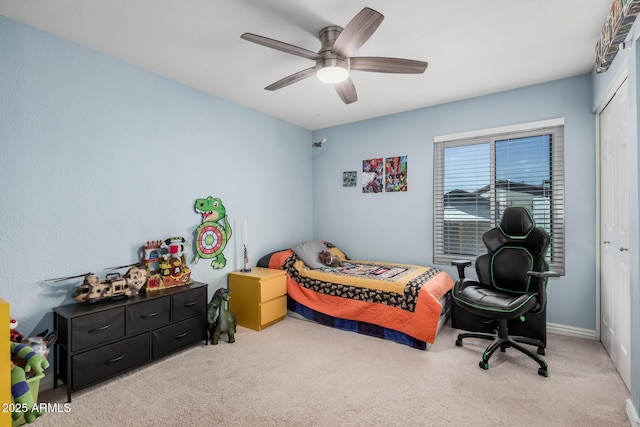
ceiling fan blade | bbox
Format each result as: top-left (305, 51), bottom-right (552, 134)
top-left (241, 33), bottom-right (322, 61)
top-left (265, 67), bottom-right (316, 91)
top-left (350, 57), bottom-right (428, 74)
top-left (334, 77), bottom-right (358, 104)
top-left (332, 7), bottom-right (384, 57)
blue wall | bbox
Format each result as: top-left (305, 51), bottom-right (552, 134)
top-left (312, 75), bottom-right (596, 332)
top-left (0, 17), bottom-right (313, 337)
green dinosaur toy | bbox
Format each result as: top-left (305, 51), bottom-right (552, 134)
top-left (194, 197), bottom-right (232, 269)
top-left (11, 342), bottom-right (49, 423)
top-left (207, 288), bottom-right (237, 345)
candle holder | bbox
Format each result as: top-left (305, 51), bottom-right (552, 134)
top-left (241, 244), bottom-right (251, 272)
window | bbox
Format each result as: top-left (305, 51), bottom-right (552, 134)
top-left (433, 119), bottom-right (565, 274)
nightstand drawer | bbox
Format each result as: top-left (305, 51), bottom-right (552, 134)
top-left (71, 308), bottom-right (125, 352)
top-left (260, 275), bottom-right (287, 302)
top-left (172, 286), bottom-right (206, 322)
top-left (126, 297), bottom-right (171, 335)
top-left (261, 295), bottom-right (287, 325)
top-left (72, 333), bottom-right (150, 389)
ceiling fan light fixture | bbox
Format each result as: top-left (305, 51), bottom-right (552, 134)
top-left (316, 58), bottom-right (349, 84)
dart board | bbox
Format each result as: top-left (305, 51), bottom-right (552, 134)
top-left (195, 221), bottom-right (228, 259)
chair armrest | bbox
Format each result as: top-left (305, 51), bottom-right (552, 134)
top-left (527, 270), bottom-right (561, 279)
top-left (451, 260), bottom-right (472, 280)
top-left (526, 270), bottom-right (560, 313)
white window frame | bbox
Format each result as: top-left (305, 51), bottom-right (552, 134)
top-left (433, 118), bottom-right (565, 275)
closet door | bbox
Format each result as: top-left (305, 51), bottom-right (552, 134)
top-left (599, 78), bottom-right (631, 390)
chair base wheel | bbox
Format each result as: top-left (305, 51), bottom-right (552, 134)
top-left (455, 321), bottom-right (549, 376)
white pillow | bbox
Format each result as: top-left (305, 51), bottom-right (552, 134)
top-left (291, 240), bottom-right (328, 269)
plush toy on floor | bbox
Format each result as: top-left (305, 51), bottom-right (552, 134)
top-left (207, 288), bottom-right (237, 345)
top-left (10, 341), bottom-right (49, 423)
top-left (20, 330), bottom-right (57, 378)
top-left (10, 318), bottom-right (24, 343)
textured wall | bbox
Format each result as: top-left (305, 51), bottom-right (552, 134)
top-left (312, 75), bottom-right (596, 331)
top-left (0, 17), bottom-right (313, 337)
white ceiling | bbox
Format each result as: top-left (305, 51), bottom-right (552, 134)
top-left (1, 0), bottom-right (613, 130)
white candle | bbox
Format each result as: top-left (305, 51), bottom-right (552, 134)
top-left (243, 218), bottom-right (247, 246)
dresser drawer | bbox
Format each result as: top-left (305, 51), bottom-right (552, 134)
top-left (261, 295), bottom-right (287, 326)
top-left (126, 297), bottom-right (171, 335)
top-left (71, 308), bottom-right (125, 352)
top-left (260, 275), bottom-right (286, 302)
top-left (172, 287), bottom-right (206, 322)
top-left (72, 333), bottom-right (150, 389)
top-left (152, 315), bottom-right (206, 359)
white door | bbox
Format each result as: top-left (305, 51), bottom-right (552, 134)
top-left (599, 78), bottom-right (631, 390)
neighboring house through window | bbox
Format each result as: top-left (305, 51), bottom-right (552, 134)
top-left (433, 118), bottom-right (565, 274)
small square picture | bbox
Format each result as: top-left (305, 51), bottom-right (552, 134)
top-left (343, 171), bottom-right (357, 187)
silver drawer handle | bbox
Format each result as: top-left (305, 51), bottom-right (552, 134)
top-left (183, 301), bottom-right (196, 307)
top-left (104, 354), bottom-right (124, 364)
top-left (175, 331), bottom-right (189, 339)
top-left (89, 324), bottom-right (111, 333)
top-left (141, 312), bottom-right (158, 318)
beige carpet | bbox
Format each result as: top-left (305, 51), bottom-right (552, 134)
top-left (36, 316), bottom-right (630, 426)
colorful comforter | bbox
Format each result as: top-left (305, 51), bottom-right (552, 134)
top-left (258, 246), bottom-right (454, 348)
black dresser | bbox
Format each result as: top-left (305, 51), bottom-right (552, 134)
top-left (53, 282), bottom-right (207, 402)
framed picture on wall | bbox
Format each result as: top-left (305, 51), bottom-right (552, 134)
top-left (343, 171), bottom-right (357, 187)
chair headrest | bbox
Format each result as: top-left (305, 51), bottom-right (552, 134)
top-left (499, 207), bottom-right (535, 237)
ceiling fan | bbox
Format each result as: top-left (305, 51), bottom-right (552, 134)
top-left (241, 7), bottom-right (428, 104)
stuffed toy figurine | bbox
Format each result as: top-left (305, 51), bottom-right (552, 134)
top-left (10, 341), bottom-right (49, 423)
top-left (20, 330), bottom-right (57, 378)
top-left (319, 250), bottom-right (343, 267)
top-left (10, 318), bottom-right (23, 343)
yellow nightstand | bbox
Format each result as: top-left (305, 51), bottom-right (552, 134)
top-left (228, 267), bottom-right (287, 331)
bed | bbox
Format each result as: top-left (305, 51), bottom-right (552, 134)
top-left (256, 241), bottom-right (454, 350)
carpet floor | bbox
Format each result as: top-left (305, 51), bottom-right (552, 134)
top-left (36, 316), bottom-right (630, 426)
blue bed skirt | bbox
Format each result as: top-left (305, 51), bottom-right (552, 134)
top-left (287, 296), bottom-right (428, 350)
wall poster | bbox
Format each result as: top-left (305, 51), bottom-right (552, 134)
top-left (362, 158), bottom-right (383, 193)
top-left (385, 155), bottom-right (408, 192)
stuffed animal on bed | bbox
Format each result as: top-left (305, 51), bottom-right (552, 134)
top-left (319, 250), bottom-right (343, 267)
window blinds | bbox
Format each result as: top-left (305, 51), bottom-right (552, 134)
top-left (433, 122), bottom-right (565, 274)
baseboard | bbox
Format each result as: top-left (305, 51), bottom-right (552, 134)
top-left (547, 322), bottom-right (597, 340)
top-left (627, 399), bottom-right (640, 427)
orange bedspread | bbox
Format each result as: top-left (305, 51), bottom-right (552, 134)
top-left (268, 250), bottom-right (454, 344)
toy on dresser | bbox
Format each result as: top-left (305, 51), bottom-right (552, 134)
top-left (142, 237), bottom-right (193, 291)
top-left (46, 265), bottom-right (148, 304)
